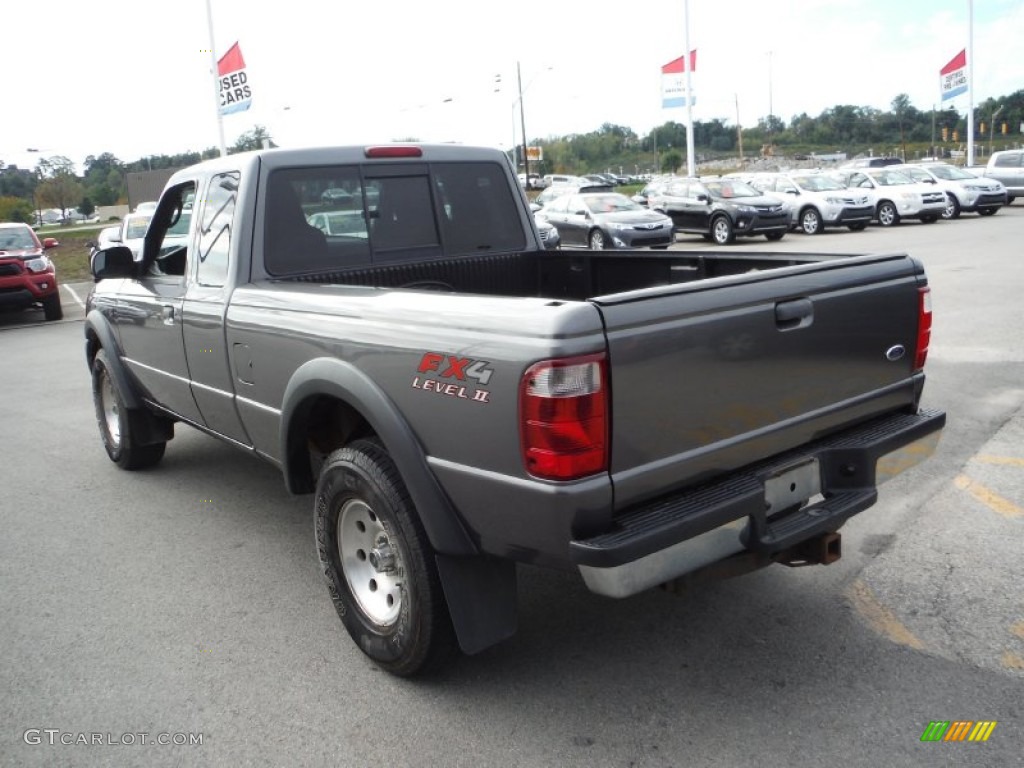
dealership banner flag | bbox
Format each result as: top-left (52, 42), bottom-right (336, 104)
top-left (661, 50), bottom-right (697, 108)
top-left (218, 42), bottom-right (253, 115)
top-left (940, 49), bottom-right (967, 101)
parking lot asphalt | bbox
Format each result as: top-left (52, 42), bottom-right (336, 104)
top-left (1, 208), bottom-right (1022, 767)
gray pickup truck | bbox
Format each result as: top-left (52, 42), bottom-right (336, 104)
top-left (85, 144), bottom-right (945, 676)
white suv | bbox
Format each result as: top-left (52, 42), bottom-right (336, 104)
top-left (747, 172), bottom-right (874, 234)
top-left (901, 163), bottom-right (1007, 219)
top-left (826, 168), bottom-right (946, 226)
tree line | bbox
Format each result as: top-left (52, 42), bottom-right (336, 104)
top-left (2, 91), bottom-right (1021, 224)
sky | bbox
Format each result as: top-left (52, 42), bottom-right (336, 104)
top-left (3, 0), bottom-right (1022, 173)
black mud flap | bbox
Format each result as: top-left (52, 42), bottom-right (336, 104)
top-left (435, 554), bottom-right (517, 655)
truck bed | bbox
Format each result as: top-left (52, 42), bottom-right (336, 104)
top-left (281, 248), bottom-right (850, 301)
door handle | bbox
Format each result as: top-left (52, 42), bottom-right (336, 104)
top-left (161, 304), bottom-right (176, 325)
top-left (775, 298), bottom-right (813, 330)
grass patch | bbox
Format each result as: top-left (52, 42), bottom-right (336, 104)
top-left (48, 234), bottom-right (95, 283)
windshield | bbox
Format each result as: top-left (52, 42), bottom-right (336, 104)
top-left (0, 227), bottom-right (37, 250)
top-left (125, 215), bottom-right (152, 239)
top-left (867, 169), bottom-right (915, 186)
top-left (167, 211), bottom-right (191, 237)
top-left (926, 164), bottom-right (975, 181)
top-left (705, 180), bottom-right (761, 198)
top-left (583, 194), bottom-right (643, 213)
top-left (792, 174), bottom-right (845, 192)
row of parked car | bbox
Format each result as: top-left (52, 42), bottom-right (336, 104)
top-left (531, 158), bottom-right (1013, 249)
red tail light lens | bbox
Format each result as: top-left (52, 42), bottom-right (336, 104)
top-left (520, 354), bottom-right (608, 481)
top-left (915, 286), bottom-right (932, 370)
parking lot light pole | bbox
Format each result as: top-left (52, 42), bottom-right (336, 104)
top-left (517, 62), bottom-right (529, 181)
top-left (989, 105), bottom-right (1003, 157)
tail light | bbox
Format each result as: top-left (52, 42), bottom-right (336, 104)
top-left (915, 286), bottom-right (932, 370)
top-left (520, 354), bottom-right (608, 481)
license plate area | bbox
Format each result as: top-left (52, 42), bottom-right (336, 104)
top-left (764, 458), bottom-right (821, 515)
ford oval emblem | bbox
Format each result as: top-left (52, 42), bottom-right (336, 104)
top-left (885, 345), bottom-right (906, 361)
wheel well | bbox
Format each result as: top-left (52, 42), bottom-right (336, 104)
top-left (86, 330), bottom-right (100, 365)
top-left (287, 395), bottom-right (374, 493)
top-left (800, 205), bottom-right (819, 217)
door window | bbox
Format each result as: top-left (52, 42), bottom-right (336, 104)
top-left (196, 172), bottom-right (239, 287)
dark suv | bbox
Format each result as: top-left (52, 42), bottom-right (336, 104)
top-left (0, 223), bottom-right (63, 320)
top-left (650, 178), bottom-right (789, 244)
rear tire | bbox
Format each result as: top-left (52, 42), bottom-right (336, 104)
top-left (978, 207), bottom-right (997, 216)
top-left (91, 350), bottom-right (166, 470)
top-left (847, 222), bottom-right (868, 231)
top-left (764, 231), bottom-right (785, 241)
top-left (314, 439), bottom-right (456, 677)
top-left (43, 292), bottom-right (63, 321)
top-left (920, 215), bottom-right (939, 224)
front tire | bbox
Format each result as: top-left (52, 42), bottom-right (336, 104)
top-left (942, 194), bottom-right (961, 219)
top-left (978, 207), bottom-right (998, 216)
top-left (799, 208), bottom-right (822, 234)
top-left (877, 201), bottom-right (899, 227)
top-left (43, 292), bottom-right (63, 321)
top-left (847, 222), bottom-right (868, 231)
top-left (91, 350), bottom-right (166, 470)
top-left (764, 231), bottom-right (785, 241)
top-left (589, 229), bottom-right (607, 250)
top-left (711, 215), bottom-right (735, 245)
top-left (315, 439), bottom-right (456, 677)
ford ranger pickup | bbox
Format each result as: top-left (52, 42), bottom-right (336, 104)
top-left (84, 144), bottom-right (945, 676)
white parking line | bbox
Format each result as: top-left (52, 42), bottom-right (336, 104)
top-left (63, 284), bottom-right (86, 309)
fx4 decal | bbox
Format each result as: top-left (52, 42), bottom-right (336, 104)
top-left (411, 352), bottom-right (493, 404)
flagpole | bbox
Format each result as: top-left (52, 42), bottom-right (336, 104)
top-left (205, 0), bottom-right (227, 157)
top-left (683, 0), bottom-right (696, 176)
top-left (966, 0), bottom-right (974, 166)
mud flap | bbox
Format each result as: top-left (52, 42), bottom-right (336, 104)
top-left (435, 554), bottom-right (517, 655)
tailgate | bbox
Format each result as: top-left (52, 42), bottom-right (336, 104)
top-left (594, 253), bottom-right (926, 509)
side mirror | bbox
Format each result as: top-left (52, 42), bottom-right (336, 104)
top-left (696, 194), bottom-right (709, 203)
top-left (575, 209), bottom-right (588, 216)
top-left (42, 237), bottom-right (60, 249)
top-left (785, 189), bottom-right (799, 195)
top-left (91, 246), bottom-right (136, 281)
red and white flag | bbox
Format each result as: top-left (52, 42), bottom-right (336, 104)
top-left (218, 42), bottom-right (253, 115)
top-left (661, 50), bottom-right (697, 109)
top-left (939, 49), bottom-right (967, 102)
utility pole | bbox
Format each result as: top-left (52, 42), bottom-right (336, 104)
top-left (517, 61), bottom-right (529, 181)
top-left (735, 93), bottom-right (744, 162)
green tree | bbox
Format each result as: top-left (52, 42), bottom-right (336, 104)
top-left (232, 125), bottom-right (274, 153)
top-left (0, 195), bottom-right (36, 224)
top-left (660, 150), bottom-right (682, 173)
top-left (36, 156), bottom-right (84, 223)
top-left (78, 196), bottom-right (96, 218)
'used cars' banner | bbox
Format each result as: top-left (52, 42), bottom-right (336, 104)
top-left (940, 49), bottom-right (967, 102)
top-left (661, 50), bottom-right (697, 109)
top-left (218, 42), bottom-right (253, 115)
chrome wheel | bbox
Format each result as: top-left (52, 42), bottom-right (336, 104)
top-left (100, 372), bottom-right (121, 448)
top-left (338, 498), bottom-right (404, 627)
top-left (877, 201), bottom-right (898, 227)
top-left (712, 216), bottom-right (734, 245)
top-left (800, 208), bottom-right (822, 234)
top-left (942, 194), bottom-right (960, 220)
top-left (589, 230), bottom-right (606, 249)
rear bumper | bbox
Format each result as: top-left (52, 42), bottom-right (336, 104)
top-left (572, 407), bottom-right (945, 597)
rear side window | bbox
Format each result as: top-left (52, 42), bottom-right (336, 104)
top-left (993, 152), bottom-right (1021, 168)
top-left (265, 161), bottom-right (524, 276)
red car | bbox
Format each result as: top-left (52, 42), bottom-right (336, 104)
top-left (0, 223), bottom-right (63, 321)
